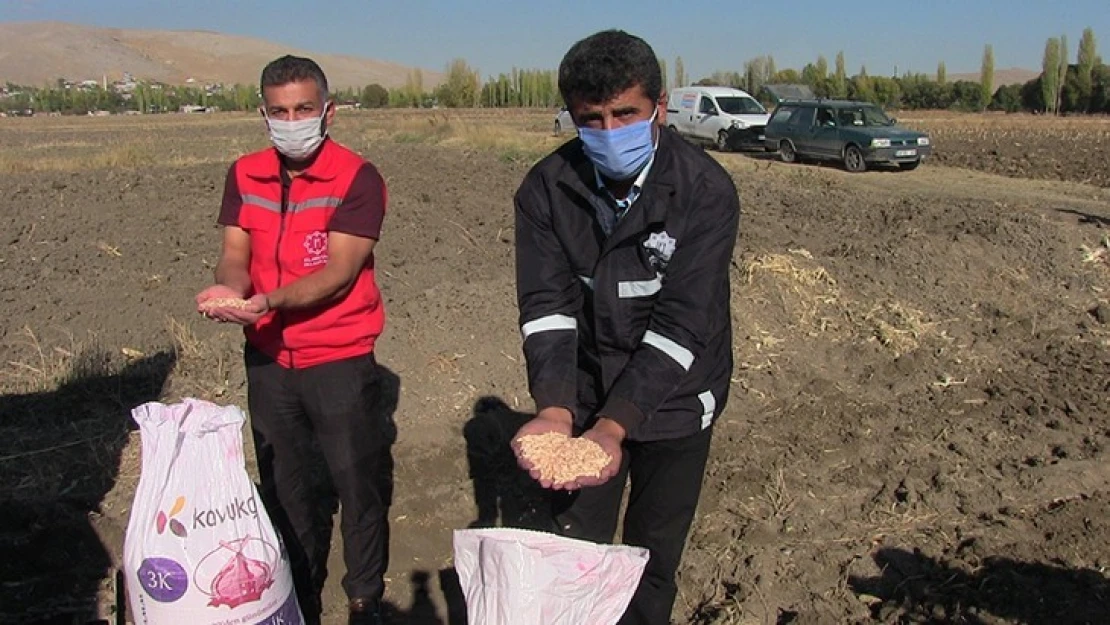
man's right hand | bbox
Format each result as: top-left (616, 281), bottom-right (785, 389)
top-left (511, 407), bottom-right (574, 489)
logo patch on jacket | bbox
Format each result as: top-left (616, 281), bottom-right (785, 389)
top-left (303, 231), bottom-right (328, 268)
top-left (643, 230), bottom-right (676, 272)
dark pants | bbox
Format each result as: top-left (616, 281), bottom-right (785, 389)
top-left (553, 426), bottom-right (714, 625)
top-left (246, 346), bottom-right (394, 624)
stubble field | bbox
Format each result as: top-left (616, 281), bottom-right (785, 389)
top-left (1, 108), bottom-right (1108, 625)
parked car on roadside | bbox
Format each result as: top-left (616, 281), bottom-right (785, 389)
top-left (666, 86), bottom-right (770, 151)
top-left (763, 99), bottom-right (932, 171)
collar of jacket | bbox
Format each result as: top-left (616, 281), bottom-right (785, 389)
top-left (245, 137), bottom-right (341, 182)
top-left (565, 127), bottom-right (678, 250)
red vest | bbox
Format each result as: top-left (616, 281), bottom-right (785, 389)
top-left (233, 140), bottom-right (385, 368)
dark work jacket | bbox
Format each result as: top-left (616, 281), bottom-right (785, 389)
top-left (514, 127), bottom-right (740, 442)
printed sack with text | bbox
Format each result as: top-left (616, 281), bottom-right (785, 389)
top-left (123, 399), bottom-right (303, 624)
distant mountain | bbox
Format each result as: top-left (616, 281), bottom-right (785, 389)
top-left (946, 67), bottom-right (1040, 87)
top-left (0, 21), bottom-right (443, 90)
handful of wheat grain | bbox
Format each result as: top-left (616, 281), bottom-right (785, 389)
top-left (199, 297), bottom-right (252, 311)
top-left (517, 432), bottom-right (612, 485)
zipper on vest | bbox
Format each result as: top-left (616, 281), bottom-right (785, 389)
top-left (276, 169), bottom-right (293, 368)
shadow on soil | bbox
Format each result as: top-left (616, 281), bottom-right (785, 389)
top-left (381, 569), bottom-right (466, 625)
top-left (1056, 207), bottom-right (1110, 228)
top-left (0, 349), bottom-right (176, 625)
top-left (376, 395), bottom-right (562, 625)
top-left (849, 546), bottom-right (1110, 624)
top-left (462, 396), bottom-right (554, 532)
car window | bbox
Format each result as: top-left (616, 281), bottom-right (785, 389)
top-left (770, 105), bottom-right (796, 124)
top-left (837, 110), bottom-right (858, 126)
top-left (698, 97), bottom-right (717, 114)
top-left (816, 108), bottom-right (836, 127)
top-left (716, 96), bottom-right (767, 115)
top-left (790, 106), bottom-right (816, 128)
top-left (839, 105), bottom-right (893, 127)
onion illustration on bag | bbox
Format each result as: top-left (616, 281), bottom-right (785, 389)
top-left (194, 536), bottom-right (277, 609)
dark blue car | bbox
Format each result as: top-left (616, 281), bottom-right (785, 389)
top-left (763, 99), bottom-right (932, 172)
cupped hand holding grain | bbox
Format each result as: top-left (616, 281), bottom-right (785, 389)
top-left (513, 409), bottom-right (623, 490)
top-left (516, 432), bottom-right (614, 489)
top-left (196, 285), bottom-right (268, 325)
top-left (511, 407), bottom-right (574, 488)
top-left (198, 296), bottom-right (252, 311)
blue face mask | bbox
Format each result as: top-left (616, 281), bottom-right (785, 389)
top-left (578, 110), bottom-right (658, 181)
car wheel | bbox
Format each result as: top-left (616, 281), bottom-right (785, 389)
top-left (716, 130), bottom-right (731, 152)
top-left (898, 160), bottom-right (920, 171)
top-left (779, 140), bottom-right (797, 163)
top-left (843, 145), bottom-right (867, 172)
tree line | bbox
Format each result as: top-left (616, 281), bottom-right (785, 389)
top-left (680, 28), bottom-right (1104, 114)
top-left (2, 28), bottom-right (1104, 116)
top-left (399, 27), bottom-right (1105, 114)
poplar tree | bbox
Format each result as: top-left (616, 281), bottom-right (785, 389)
top-left (1042, 38), bottom-right (1061, 113)
top-left (980, 44), bottom-right (994, 110)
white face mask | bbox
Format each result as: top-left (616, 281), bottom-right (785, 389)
top-left (265, 104), bottom-right (328, 160)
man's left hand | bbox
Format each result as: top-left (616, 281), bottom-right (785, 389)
top-left (573, 418), bottom-right (626, 489)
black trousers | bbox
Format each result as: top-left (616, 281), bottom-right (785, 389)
top-left (246, 346), bottom-right (393, 623)
top-left (553, 426), bottom-right (714, 625)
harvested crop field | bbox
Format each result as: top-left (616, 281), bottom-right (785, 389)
top-left (903, 112), bottom-right (1110, 188)
top-left (1, 109), bottom-right (1108, 625)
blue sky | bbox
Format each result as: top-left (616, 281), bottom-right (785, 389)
top-left (2, 0), bottom-right (1108, 79)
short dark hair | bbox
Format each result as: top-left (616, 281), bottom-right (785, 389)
top-left (260, 55), bottom-right (329, 100)
top-left (558, 30), bottom-right (662, 106)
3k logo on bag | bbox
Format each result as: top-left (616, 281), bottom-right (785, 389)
top-left (156, 496), bottom-right (188, 537)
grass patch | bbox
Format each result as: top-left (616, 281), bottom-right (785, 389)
top-left (0, 140), bottom-right (259, 173)
top-left (371, 111), bottom-right (563, 164)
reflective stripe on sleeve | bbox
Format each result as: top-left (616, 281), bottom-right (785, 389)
top-left (698, 390), bottom-right (716, 430)
top-left (618, 276), bottom-right (662, 298)
top-left (642, 330), bottom-right (694, 370)
top-left (521, 314), bottom-right (577, 340)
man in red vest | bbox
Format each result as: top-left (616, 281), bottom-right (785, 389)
top-left (196, 55), bottom-right (390, 625)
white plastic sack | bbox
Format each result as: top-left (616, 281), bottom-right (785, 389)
top-left (453, 527), bottom-right (650, 625)
top-left (124, 399), bottom-right (303, 624)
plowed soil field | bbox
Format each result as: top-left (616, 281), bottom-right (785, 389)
top-left (2, 109), bottom-right (1107, 625)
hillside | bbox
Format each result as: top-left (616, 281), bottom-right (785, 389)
top-left (0, 21), bottom-right (443, 90)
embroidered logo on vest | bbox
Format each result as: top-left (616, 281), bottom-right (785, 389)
top-left (303, 231), bottom-right (328, 268)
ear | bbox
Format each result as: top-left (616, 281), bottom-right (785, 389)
top-left (324, 98), bottom-right (337, 126)
top-left (656, 90), bottom-right (668, 127)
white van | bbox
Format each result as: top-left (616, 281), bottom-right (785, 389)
top-left (667, 86), bottom-right (770, 151)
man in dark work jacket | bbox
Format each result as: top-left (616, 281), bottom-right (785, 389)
top-left (511, 29), bottom-right (741, 625)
